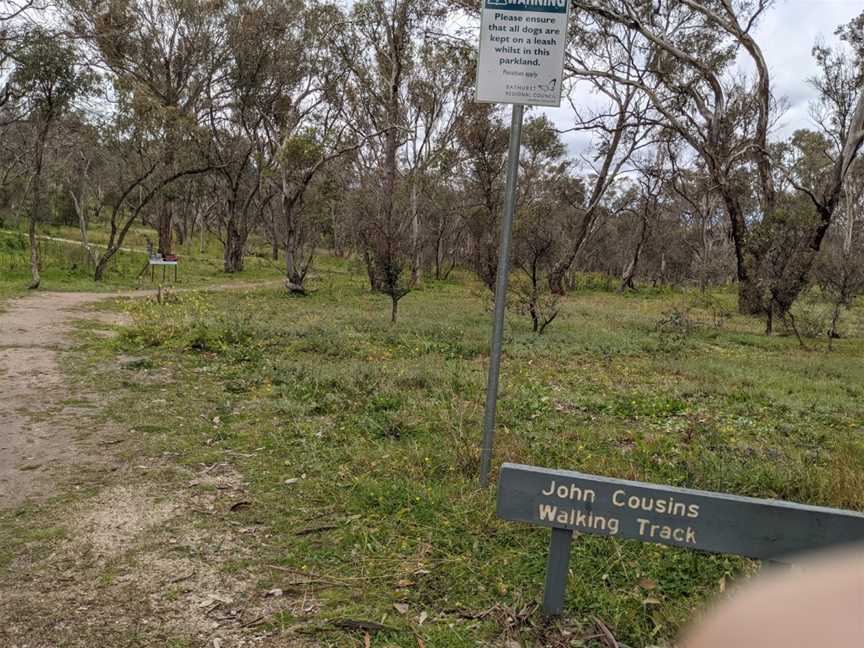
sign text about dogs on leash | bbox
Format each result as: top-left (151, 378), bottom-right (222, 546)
top-left (497, 463), bottom-right (864, 560)
top-left (476, 0), bottom-right (570, 106)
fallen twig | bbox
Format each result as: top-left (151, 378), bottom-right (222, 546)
top-left (593, 616), bottom-right (619, 648)
top-left (333, 619), bottom-right (394, 632)
top-left (294, 523), bottom-right (339, 536)
top-left (239, 615), bottom-right (265, 628)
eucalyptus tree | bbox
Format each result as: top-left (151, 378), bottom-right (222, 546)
top-left (65, 0), bottom-right (227, 258)
top-left (569, 1), bottom-right (864, 330)
top-left (0, 0), bottom-right (33, 110)
top-left (511, 116), bottom-right (572, 333)
top-left (816, 159), bottom-right (864, 346)
top-left (239, 0), bottom-right (371, 293)
top-left (313, 163), bottom-right (353, 259)
top-left (7, 27), bottom-right (93, 288)
top-left (665, 154), bottom-right (731, 292)
top-left (91, 108), bottom-right (214, 280)
top-left (337, 0), bottom-right (443, 321)
top-left (456, 101), bottom-right (509, 292)
top-left (618, 148), bottom-right (669, 292)
top-left (550, 24), bottom-right (656, 295)
top-left (402, 34), bottom-right (472, 284)
top-left (801, 27), bottom-right (864, 342)
top-left (204, 0), bottom-right (328, 275)
top-left (422, 148), bottom-right (468, 281)
top-left (204, 0), bottom-right (275, 273)
top-left (57, 115), bottom-right (107, 268)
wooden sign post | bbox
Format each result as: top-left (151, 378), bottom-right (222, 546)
top-left (497, 463), bottom-right (864, 615)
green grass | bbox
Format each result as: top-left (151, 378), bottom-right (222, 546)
top-left (0, 505), bottom-right (68, 572)
top-left (0, 226), bottom-right (283, 298)
top-left (55, 257), bottom-right (864, 647)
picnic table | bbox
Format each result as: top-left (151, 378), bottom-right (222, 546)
top-left (148, 258), bottom-right (179, 282)
top-left (137, 252), bottom-right (180, 283)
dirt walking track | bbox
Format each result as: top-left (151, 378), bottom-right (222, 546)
top-left (0, 283), bottom-right (278, 507)
top-left (0, 283), bottom-right (310, 648)
top-left (0, 291), bottom-right (123, 508)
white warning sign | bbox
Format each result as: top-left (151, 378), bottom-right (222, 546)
top-left (475, 0), bottom-right (570, 107)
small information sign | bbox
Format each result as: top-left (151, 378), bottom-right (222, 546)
top-left (475, 0), bottom-right (570, 107)
top-left (498, 463), bottom-right (864, 559)
top-left (497, 463), bottom-right (864, 614)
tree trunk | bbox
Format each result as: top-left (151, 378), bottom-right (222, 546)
top-left (157, 201), bottom-right (174, 256)
top-left (282, 186), bottom-right (310, 294)
top-left (284, 237), bottom-right (309, 294)
top-left (410, 180), bottom-right (421, 285)
top-left (71, 192), bottom-right (98, 269)
top-left (330, 206), bottom-right (344, 257)
top-left (620, 217), bottom-right (648, 292)
top-left (174, 219), bottom-right (186, 247)
top-left (529, 301), bottom-right (540, 332)
top-left (94, 255), bottom-right (109, 281)
top-left (547, 216), bottom-right (593, 295)
top-left (548, 268), bottom-right (565, 296)
top-left (28, 211), bottom-right (40, 289)
top-left (363, 247), bottom-right (381, 291)
top-left (829, 301), bottom-right (842, 350)
top-left (28, 122), bottom-right (48, 290)
top-left (223, 223), bottom-right (245, 273)
top-left (391, 294), bottom-right (398, 323)
top-left (739, 276), bottom-right (766, 316)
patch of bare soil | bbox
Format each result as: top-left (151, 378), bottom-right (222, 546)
top-left (0, 460), bottom-right (320, 647)
top-left (0, 292), bottom-right (128, 508)
top-left (0, 285), bottom-right (319, 647)
top-left (0, 283), bottom-right (280, 508)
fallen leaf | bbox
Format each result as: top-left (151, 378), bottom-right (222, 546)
top-left (397, 579), bottom-right (415, 588)
top-left (393, 603), bottom-right (409, 615)
top-left (285, 478), bottom-right (300, 485)
top-left (638, 577), bottom-right (657, 590)
top-left (364, 631), bottom-right (371, 648)
top-left (265, 588), bottom-right (283, 597)
top-left (418, 611), bottom-right (428, 626)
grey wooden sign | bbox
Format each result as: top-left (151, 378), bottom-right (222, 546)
top-left (496, 463), bottom-right (864, 614)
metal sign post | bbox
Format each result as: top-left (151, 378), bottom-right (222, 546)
top-left (480, 103), bottom-right (524, 488)
top-left (475, 0), bottom-right (571, 486)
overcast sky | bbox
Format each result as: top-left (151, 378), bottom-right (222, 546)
top-left (537, 0), bottom-right (863, 156)
top-left (343, 0), bottom-right (864, 154)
